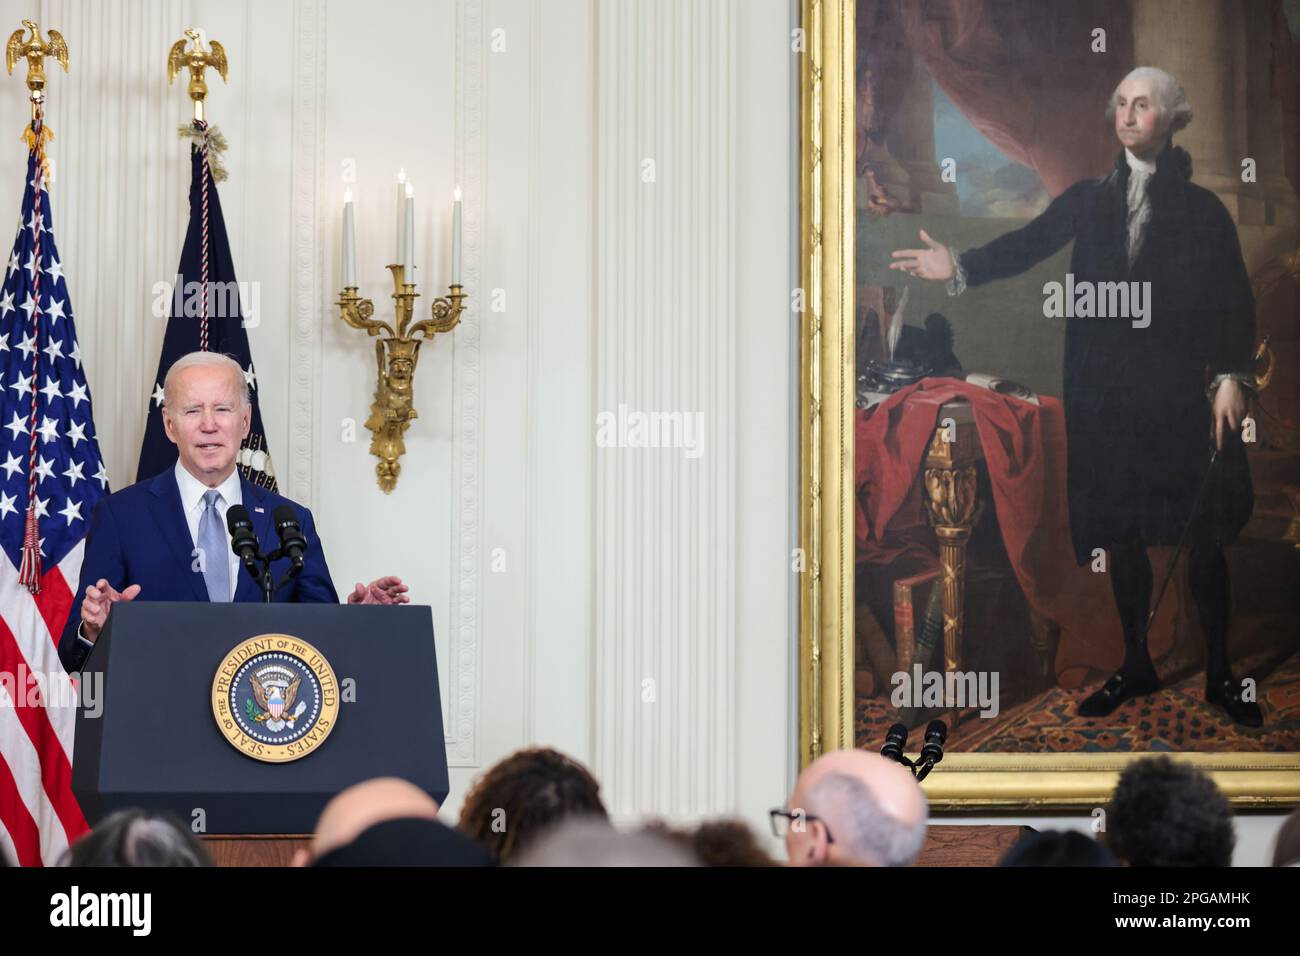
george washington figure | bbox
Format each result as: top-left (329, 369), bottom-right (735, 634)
top-left (890, 67), bottom-right (1261, 727)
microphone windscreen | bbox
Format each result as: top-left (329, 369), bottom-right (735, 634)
top-left (226, 503), bottom-right (254, 535)
top-left (925, 719), bottom-right (948, 745)
top-left (272, 503), bottom-right (301, 530)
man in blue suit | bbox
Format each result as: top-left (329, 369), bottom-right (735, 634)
top-left (59, 351), bottom-right (407, 672)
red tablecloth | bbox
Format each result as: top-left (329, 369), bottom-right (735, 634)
top-left (855, 378), bottom-right (1178, 688)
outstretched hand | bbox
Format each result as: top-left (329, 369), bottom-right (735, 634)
top-left (889, 229), bottom-right (954, 281)
top-left (347, 575), bottom-right (410, 605)
top-left (80, 579), bottom-right (142, 643)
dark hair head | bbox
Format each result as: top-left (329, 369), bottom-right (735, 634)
top-left (313, 817), bottom-right (493, 867)
top-left (999, 829), bottom-right (1119, 867)
top-left (458, 747), bottom-right (607, 863)
top-left (1272, 807), bottom-right (1300, 867)
top-left (60, 809), bottom-right (212, 867)
top-left (1107, 756), bottom-right (1235, 867)
top-left (644, 819), bottom-right (778, 867)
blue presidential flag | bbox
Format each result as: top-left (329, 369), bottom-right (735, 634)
top-left (137, 122), bottom-right (276, 489)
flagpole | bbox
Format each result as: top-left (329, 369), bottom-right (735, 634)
top-left (5, 20), bottom-right (69, 591)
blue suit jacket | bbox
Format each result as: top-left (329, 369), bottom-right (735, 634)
top-left (58, 469), bottom-right (339, 672)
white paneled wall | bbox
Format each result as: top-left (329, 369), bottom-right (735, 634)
top-left (1, 0), bottom-right (796, 829)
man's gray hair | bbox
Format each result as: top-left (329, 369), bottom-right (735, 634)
top-left (807, 772), bottom-right (928, 866)
top-left (1105, 66), bottom-right (1193, 135)
top-left (162, 351), bottom-right (251, 410)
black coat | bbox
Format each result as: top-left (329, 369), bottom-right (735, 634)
top-left (960, 145), bottom-right (1254, 564)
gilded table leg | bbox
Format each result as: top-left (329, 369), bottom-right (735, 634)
top-left (923, 454), bottom-right (980, 730)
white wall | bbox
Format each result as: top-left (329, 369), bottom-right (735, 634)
top-left (5, 0), bottom-right (796, 835)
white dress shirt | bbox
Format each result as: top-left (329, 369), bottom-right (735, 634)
top-left (174, 461), bottom-right (243, 601)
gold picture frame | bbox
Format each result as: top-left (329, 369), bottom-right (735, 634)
top-left (797, 0), bottom-right (1300, 809)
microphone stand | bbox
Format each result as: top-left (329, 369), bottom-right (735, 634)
top-left (238, 546), bottom-right (303, 604)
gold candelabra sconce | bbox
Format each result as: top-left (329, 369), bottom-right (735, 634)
top-left (337, 267), bottom-right (466, 493)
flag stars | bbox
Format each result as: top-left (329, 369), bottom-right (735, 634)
top-left (16, 330), bottom-right (35, 358)
top-left (45, 297), bottom-right (66, 322)
top-left (0, 491), bottom-right (14, 519)
top-left (151, 382), bottom-right (165, 407)
top-left (244, 365), bottom-right (257, 390)
top-left (25, 212), bottom-right (39, 238)
top-left (1, 452), bottom-right (20, 479)
top-left (58, 498), bottom-right (82, 526)
top-left (40, 376), bottom-right (61, 403)
top-left (66, 380), bottom-right (87, 408)
top-left (34, 495), bottom-right (48, 518)
top-left (9, 370), bottom-right (31, 397)
top-left (66, 419), bottom-right (86, 448)
top-left (46, 256), bottom-right (64, 283)
top-left (37, 417), bottom-right (59, 444)
top-left (5, 251), bottom-right (18, 278)
top-left (0, 290), bottom-right (13, 317)
top-left (69, 340), bottom-right (81, 370)
top-left (4, 412), bottom-right (26, 440)
top-left (41, 336), bottom-right (63, 362)
top-left (34, 455), bottom-right (55, 481)
top-left (23, 251), bottom-right (38, 278)
top-left (62, 459), bottom-right (85, 487)
top-left (93, 461), bottom-right (109, 489)
top-left (19, 294), bottom-right (36, 323)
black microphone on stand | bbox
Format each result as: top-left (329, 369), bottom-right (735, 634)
top-left (914, 719), bottom-right (947, 782)
top-left (227, 504), bottom-right (275, 603)
top-left (272, 505), bottom-right (307, 577)
top-left (881, 723), bottom-right (914, 770)
top-left (226, 504), bottom-right (262, 577)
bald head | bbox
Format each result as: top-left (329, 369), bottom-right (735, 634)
top-left (304, 778), bottom-right (441, 863)
top-left (785, 750), bottom-right (928, 867)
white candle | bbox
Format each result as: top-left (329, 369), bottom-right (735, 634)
top-left (342, 188), bottom-right (356, 287)
top-left (404, 182), bottom-right (415, 286)
top-left (452, 186), bottom-right (462, 285)
top-left (396, 168), bottom-right (407, 265)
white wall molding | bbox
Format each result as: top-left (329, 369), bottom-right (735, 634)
top-left (288, 0), bottom-right (325, 508)
top-left (593, 0), bottom-right (740, 820)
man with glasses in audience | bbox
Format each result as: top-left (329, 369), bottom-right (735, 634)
top-left (772, 750), bottom-right (928, 867)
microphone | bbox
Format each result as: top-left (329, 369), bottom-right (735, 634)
top-left (881, 723), bottom-right (909, 765)
top-left (272, 504), bottom-right (308, 572)
top-left (226, 504), bottom-right (262, 576)
top-left (915, 719), bottom-right (947, 782)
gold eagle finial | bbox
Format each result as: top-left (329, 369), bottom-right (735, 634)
top-left (167, 28), bottom-right (227, 122)
top-left (5, 18), bottom-right (69, 106)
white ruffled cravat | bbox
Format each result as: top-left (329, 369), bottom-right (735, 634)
top-left (1124, 148), bottom-right (1157, 268)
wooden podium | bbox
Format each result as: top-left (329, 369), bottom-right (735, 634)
top-left (914, 824), bottom-right (1029, 866)
top-left (202, 835), bottom-right (310, 867)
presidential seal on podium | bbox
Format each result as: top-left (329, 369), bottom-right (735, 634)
top-left (211, 635), bottom-right (340, 763)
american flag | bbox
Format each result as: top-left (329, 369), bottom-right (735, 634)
top-left (0, 133), bottom-right (107, 866)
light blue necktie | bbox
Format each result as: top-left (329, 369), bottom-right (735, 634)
top-left (198, 489), bottom-right (230, 602)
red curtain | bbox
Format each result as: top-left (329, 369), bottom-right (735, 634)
top-left (892, 0), bottom-right (1135, 198)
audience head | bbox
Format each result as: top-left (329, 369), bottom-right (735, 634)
top-left (1272, 806), bottom-right (1300, 867)
top-left (998, 829), bottom-right (1119, 867)
top-left (297, 776), bottom-right (467, 866)
top-left (510, 818), bottom-right (698, 867)
top-left (1106, 756), bottom-right (1235, 867)
top-left (458, 747), bottom-right (608, 863)
top-left (645, 819), bottom-right (778, 867)
top-left (60, 809), bottom-right (211, 867)
top-left (780, 749), bottom-right (928, 867)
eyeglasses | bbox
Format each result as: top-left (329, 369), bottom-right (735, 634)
top-left (769, 807), bottom-right (835, 843)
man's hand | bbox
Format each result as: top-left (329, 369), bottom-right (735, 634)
top-left (1212, 377), bottom-right (1249, 451)
top-left (347, 575), bottom-right (410, 606)
top-left (889, 229), bottom-right (954, 281)
top-left (79, 579), bottom-right (142, 643)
